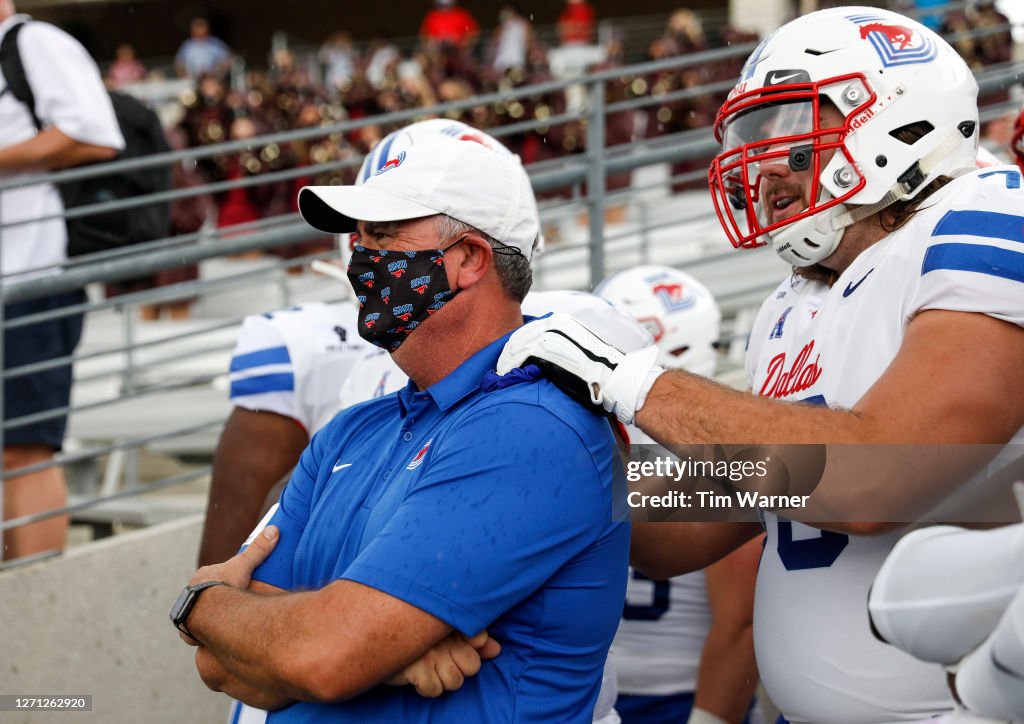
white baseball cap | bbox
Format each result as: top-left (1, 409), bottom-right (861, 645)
top-left (298, 140), bottom-right (540, 260)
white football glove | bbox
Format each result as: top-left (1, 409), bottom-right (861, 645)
top-left (497, 309), bottom-right (665, 425)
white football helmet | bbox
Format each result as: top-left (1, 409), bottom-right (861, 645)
top-left (709, 6), bottom-right (979, 266)
top-left (594, 266), bottom-right (721, 377)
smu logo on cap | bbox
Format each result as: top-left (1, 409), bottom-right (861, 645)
top-left (393, 303), bottom-right (414, 321)
top-left (410, 276), bottom-right (430, 294)
top-left (388, 260), bottom-right (408, 278)
top-left (374, 150), bottom-right (406, 176)
top-left (849, 14), bottom-right (937, 67)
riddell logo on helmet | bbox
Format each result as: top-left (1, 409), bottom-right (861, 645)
top-left (849, 106), bottom-right (875, 132)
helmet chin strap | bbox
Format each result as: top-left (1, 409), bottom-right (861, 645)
top-left (768, 129), bottom-right (972, 267)
top-left (834, 129), bottom-right (973, 229)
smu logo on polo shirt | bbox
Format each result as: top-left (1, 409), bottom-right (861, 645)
top-left (407, 439), bottom-right (433, 470)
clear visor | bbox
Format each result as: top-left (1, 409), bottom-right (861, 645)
top-left (722, 101), bottom-right (815, 153)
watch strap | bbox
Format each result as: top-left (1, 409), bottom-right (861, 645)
top-left (174, 580), bottom-right (226, 640)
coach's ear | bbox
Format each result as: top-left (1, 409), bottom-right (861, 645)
top-left (447, 233), bottom-right (492, 292)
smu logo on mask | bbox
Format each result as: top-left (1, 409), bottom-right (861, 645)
top-left (393, 303), bottom-right (414, 322)
top-left (388, 260), bottom-right (408, 278)
top-left (410, 276), bottom-right (431, 294)
top-left (759, 340), bottom-right (823, 398)
top-left (380, 286), bottom-right (391, 304)
top-left (364, 312), bottom-right (381, 329)
top-left (651, 282), bottom-right (696, 313)
top-left (374, 150), bottom-right (405, 176)
top-left (357, 294), bottom-right (366, 307)
top-left (405, 321), bottom-right (420, 334)
top-left (358, 271), bottom-right (376, 288)
top-left (849, 14), bottom-right (937, 67)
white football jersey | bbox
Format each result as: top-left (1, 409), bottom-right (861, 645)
top-left (228, 302), bottom-right (368, 433)
top-left (614, 427), bottom-right (712, 696)
top-left (744, 167), bottom-right (1024, 723)
top-left (337, 347), bottom-right (406, 409)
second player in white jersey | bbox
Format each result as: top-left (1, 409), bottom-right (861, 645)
top-left (228, 301), bottom-right (368, 433)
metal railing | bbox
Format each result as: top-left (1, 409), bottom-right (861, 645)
top-left (1, 23), bottom-right (1020, 562)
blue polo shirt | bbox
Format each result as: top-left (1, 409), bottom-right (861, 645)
top-left (252, 327), bottom-right (630, 723)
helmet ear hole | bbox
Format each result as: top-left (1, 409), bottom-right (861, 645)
top-left (888, 121), bottom-right (935, 145)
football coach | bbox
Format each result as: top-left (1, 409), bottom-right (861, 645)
top-left (171, 137), bottom-right (630, 722)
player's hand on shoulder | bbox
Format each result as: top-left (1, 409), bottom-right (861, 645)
top-left (496, 309), bottom-right (664, 425)
top-left (386, 630), bottom-right (501, 698)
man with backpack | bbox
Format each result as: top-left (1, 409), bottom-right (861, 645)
top-left (0, 2), bottom-right (123, 561)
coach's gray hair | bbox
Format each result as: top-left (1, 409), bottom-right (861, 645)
top-left (434, 215), bottom-right (535, 302)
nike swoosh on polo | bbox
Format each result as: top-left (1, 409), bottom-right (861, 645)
top-left (843, 268), bottom-right (875, 298)
top-left (333, 462), bottom-right (353, 473)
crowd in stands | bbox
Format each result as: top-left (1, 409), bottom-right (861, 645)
top-left (96, 1), bottom-right (1018, 318)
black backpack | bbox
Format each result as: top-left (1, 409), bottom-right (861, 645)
top-left (0, 20), bottom-right (172, 256)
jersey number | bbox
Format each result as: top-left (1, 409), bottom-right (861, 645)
top-left (622, 571), bottom-right (670, 621)
top-left (774, 394), bottom-right (850, 570)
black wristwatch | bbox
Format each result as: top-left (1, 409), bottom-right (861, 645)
top-left (170, 580), bottom-right (226, 640)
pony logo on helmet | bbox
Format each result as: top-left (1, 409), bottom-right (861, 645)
top-left (708, 6), bottom-right (978, 268)
top-left (850, 14), bottom-right (937, 67)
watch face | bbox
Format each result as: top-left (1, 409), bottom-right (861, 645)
top-left (170, 587), bottom-right (195, 624)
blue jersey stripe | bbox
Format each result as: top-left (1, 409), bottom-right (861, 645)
top-left (921, 242), bottom-right (1024, 283)
top-left (229, 345), bottom-right (291, 372)
top-left (230, 372), bottom-right (295, 397)
top-left (932, 210), bottom-right (1024, 244)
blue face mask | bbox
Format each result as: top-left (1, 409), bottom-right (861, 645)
top-left (346, 238), bottom-right (466, 351)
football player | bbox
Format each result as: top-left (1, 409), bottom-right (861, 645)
top-left (597, 266), bottom-right (761, 724)
top-left (496, 7), bottom-right (1024, 721)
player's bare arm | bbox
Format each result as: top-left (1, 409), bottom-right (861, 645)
top-left (630, 521), bottom-right (761, 580)
top-left (637, 308), bottom-right (1024, 527)
top-left (199, 407), bottom-right (308, 565)
top-left (694, 537), bottom-right (761, 722)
